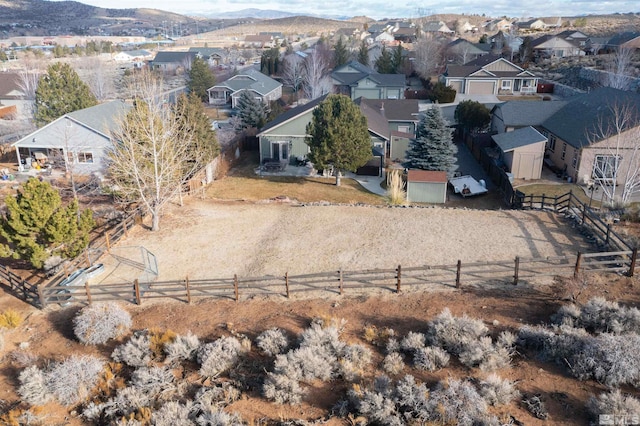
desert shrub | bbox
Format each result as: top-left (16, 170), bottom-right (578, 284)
top-left (263, 371), bottom-right (305, 404)
top-left (148, 328), bottom-right (177, 359)
top-left (275, 346), bottom-right (335, 382)
top-left (18, 365), bottom-right (50, 406)
top-left (197, 336), bottom-right (244, 378)
top-left (46, 355), bottom-right (104, 406)
top-left (339, 344), bottom-right (373, 381)
top-left (348, 382), bottom-right (403, 426)
top-left (111, 331), bottom-right (152, 367)
top-left (394, 375), bottom-right (432, 421)
top-left (83, 386), bottom-right (153, 422)
top-left (0, 407), bottom-right (47, 426)
top-left (587, 389), bottom-right (640, 421)
top-left (256, 327), bottom-right (289, 356)
top-left (522, 394), bottom-right (548, 419)
top-left (429, 378), bottom-right (494, 426)
top-left (43, 255), bottom-right (64, 275)
top-left (458, 331), bottom-right (515, 371)
top-left (400, 331), bottom-right (426, 353)
top-left (73, 302), bottom-right (132, 345)
top-left (195, 409), bottom-right (244, 426)
top-left (151, 401), bottom-right (192, 426)
top-left (479, 373), bottom-right (520, 406)
top-left (130, 366), bottom-right (175, 397)
top-left (193, 383), bottom-right (241, 409)
top-left (386, 337), bottom-right (400, 353)
top-left (11, 349), bottom-right (39, 367)
top-left (426, 308), bottom-right (488, 355)
top-left (0, 309), bottom-right (23, 328)
top-left (299, 323), bottom-right (345, 354)
top-left (413, 346), bottom-right (450, 371)
top-left (554, 297), bottom-right (640, 334)
top-left (164, 332), bottom-right (200, 363)
top-left (383, 352), bottom-right (405, 375)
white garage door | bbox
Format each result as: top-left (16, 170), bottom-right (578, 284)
top-left (468, 81), bottom-right (496, 95)
top-left (449, 81), bottom-right (462, 94)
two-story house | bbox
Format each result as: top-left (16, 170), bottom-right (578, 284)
top-left (331, 61), bottom-right (406, 100)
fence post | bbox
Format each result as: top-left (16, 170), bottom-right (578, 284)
top-left (85, 250), bottom-right (91, 267)
top-left (456, 260), bottom-right (462, 289)
top-left (338, 270), bottom-right (343, 295)
top-left (123, 221), bottom-right (128, 238)
top-left (629, 248), bottom-right (638, 277)
top-left (234, 274), bottom-right (239, 302)
top-left (513, 256), bottom-right (520, 285)
top-left (85, 281), bottom-right (92, 304)
top-left (6, 267), bottom-right (12, 289)
top-left (285, 272), bottom-right (290, 298)
top-left (37, 285), bottom-right (47, 309)
top-left (396, 265), bottom-right (402, 293)
top-left (541, 194), bottom-right (545, 210)
top-left (64, 262), bottom-right (69, 278)
top-left (185, 275), bottom-right (191, 304)
top-left (574, 252), bottom-right (583, 277)
top-left (605, 223), bottom-right (611, 246)
top-left (529, 194), bottom-right (533, 209)
top-left (105, 232), bottom-right (111, 253)
top-left (134, 279), bottom-right (141, 305)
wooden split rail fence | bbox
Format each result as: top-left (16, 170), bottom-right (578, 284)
top-left (35, 249), bottom-right (637, 307)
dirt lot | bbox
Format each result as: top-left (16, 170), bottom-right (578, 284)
top-left (97, 198), bottom-right (592, 285)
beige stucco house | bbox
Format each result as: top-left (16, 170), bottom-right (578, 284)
top-left (441, 55), bottom-right (539, 96)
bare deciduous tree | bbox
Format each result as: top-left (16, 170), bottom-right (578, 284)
top-left (603, 48), bottom-right (635, 91)
top-left (108, 71), bottom-right (204, 231)
top-left (78, 57), bottom-right (115, 101)
top-left (281, 54), bottom-right (305, 102)
top-left (586, 101), bottom-right (640, 205)
top-left (302, 48), bottom-right (333, 100)
top-left (413, 34), bottom-right (444, 79)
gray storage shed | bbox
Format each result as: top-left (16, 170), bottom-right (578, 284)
top-left (406, 170), bottom-right (448, 204)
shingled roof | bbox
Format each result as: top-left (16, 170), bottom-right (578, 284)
top-left (493, 126), bottom-right (547, 152)
top-left (492, 100), bottom-right (569, 128)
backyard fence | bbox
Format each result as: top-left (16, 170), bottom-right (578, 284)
top-left (35, 247), bottom-right (637, 308)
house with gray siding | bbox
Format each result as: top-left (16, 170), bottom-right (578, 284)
top-left (207, 68), bottom-right (282, 108)
top-left (331, 61), bottom-right (406, 101)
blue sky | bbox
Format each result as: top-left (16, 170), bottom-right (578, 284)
top-left (50, 0), bottom-right (639, 20)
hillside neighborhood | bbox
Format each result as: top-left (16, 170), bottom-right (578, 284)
top-left (1, 2), bottom-right (640, 425)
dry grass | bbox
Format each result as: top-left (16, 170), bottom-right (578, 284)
top-left (206, 152), bottom-right (385, 205)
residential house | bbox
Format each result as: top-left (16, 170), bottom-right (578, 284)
top-left (516, 19), bottom-right (548, 31)
top-left (441, 55), bottom-right (539, 95)
top-left (151, 51), bottom-right (198, 72)
top-left (490, 31), bottom-right (523, 57)
top-left (393, 27), bottom-right (417, 43)
top-left (445, 39), bottom-right (491, 64)
top-left (113, 49), bottom-right (152, 63)
top-left (256, 95), bottom-right (399, 174)
top-left (490, 100), bottom-right (568, 133)
top-left (458, 21), bottom-right (477, 33)
top-left (605, 32), bottom-right (640, 52)
top-left (207, 68), bottom-right (282, 108)
top-left (12, 100), bottom-right (131, 176)
top-left (331, 60), bottom-right (406, 100)
top-left (422, 21), bottom-right (455, 35)
top-left (244, 34), bottom-right (275, 48)
top-left (188, 47), bottom-right (228, 66)
top-left (335, 28), bottom-right (366, 41)
top-left (356, 98), bottom-right (420, 161)
top-left (483, 19), bottom-right (513, 32)
top-left (539, 87), bottom-right (640, 185)
top-left (530, 34), bottom-right (584, 58)
top-left (0, 72), bottom-right (32, 120)
top-left (492, 126), bottom-right (547, 180)
top-left (556, 30), bottom-right (589, 47)
top-left (373, 30), bottom-right (396, 44)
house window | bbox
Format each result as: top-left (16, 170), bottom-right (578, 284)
top-left (501, 80), bottom-right (512, 90)
top-left (593, 155), bottom-right (621, 182)
top-left (77, 152), bottom-right (94, 163)
top-left (572, 151), bottom-right (578, 168)
top-left (561, 143), bottom-right (566, 160)
top-left (398, 125), bottom-right (410, 133)
top-left (548, 135), bottom-right (556, 152)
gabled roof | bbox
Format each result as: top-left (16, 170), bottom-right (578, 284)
top-left (211, 68), bottom-right (281, 96)
top-left (119, 49), bottom-right (151, 57)
top-left (188, 47), bottom-right (227, 58)
top-left (152, 51), bottom-right (198, 64)
top-left (606, 32), bottom-right (640, 47)
top-left (245, 34), bottom-right (273, 43)
top-left (422, 21), bottom-right (454, 33)
top-left (407, 170), bottom-right (448, 183)
top-left (492, 126), bottom-right (546, 152)
top-left (258, 95), bottom-right (328, 135)
top-left (530, 34), bottom-right (580, 49)
top-left (541, 87), bottom-right (640, 149)
top-left (331, 60), bottom-right (405, 87)
top-left (0, 72), bottom-right (23, 99)
top-left (356, 99), bottom-right (390, 141)
top-left (556, 30), bottom-right (588, 40)
top-left (491, 100), bottom-right (569, 127)
top-left (445, 55), bottom-right (534, 78)
top-left (358, 98), bottom-right (419, 122)
top-left (447, 39), bottom-right (491, 55)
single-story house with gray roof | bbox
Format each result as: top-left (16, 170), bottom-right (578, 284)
top-left (12, 100), bottom-right (131, 176)
top-left (492, 126), bottom-right (547, 180)
top-left (490, 100), bottom-right (568, 133)
top-left (207, 68), bottom-right (282, 108)
top-left (331, 61), bottom-right (406, 101)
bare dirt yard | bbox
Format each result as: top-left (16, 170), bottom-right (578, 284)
top-left (98, 198), bottom-right (591, 284)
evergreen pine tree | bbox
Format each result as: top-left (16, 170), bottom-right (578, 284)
top-left (357, 40), bottom-right (369, 66)
top-left (34, 62), bottom-right (98, 127)
top-left (235, 90), bottom-right (268, 130)
top-left (375, 46), bottom-right (394, 74)
top-left (334, 36), bottom-right (349, 68)
top-left (404, 105), bottom-right (457, 174)
top-left (392, 44), bottom-right (404, 73)
top-left (187, 57), bottom-right (216, 102)
top-left (0, 178), bottom-right (94, 268)
top-left (306, 94), bottom-right (372, 186)
top-left (175, 92), bottom-right (220, 174)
